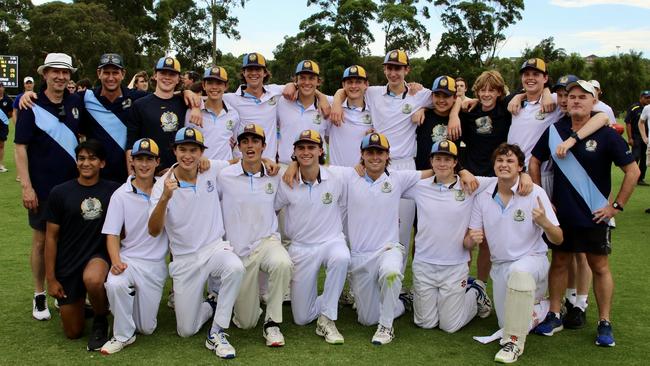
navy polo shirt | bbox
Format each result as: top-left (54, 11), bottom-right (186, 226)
top-left (14, 91), bottom-right (84, 201)
top-left (82, 86), bottom-right (148, 182)
top-left (0, 95), bottom-right (13, 116)
top-left (531, 116), bottom-right (634, 228)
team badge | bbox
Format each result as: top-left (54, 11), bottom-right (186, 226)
top-left (80, 197), bottom-right (102, 220)
top-left (122, 98), bottom-right (132, 109)
top-left (249, 53), bottom-right (257, 62)
top-left (513, 209), bottom-right (526, 222)
top-left (475, 116), bottom-right (493, 134)
top-left (268, 96), bottom-right (277, 106)
top-left (401, 103), bottom-right (412, 114)
top-left (390, 51), bottom-right (398, 59)
top-left (362, 113), bottom-right (372, 124)
top-left (165, 58), bottom-right (173, 65)
top-left (527, 58), bottom-right (536, 65)
top-left (206, 180), bottom-right (215, 192)
top-left (160, 111), bottom-right (179, 132)
top-left (226, 120), bottom-right (235, 130)
top-left (350, 66), bottom-right (358, 73)
top-left (371, 134), bottom-right (379, 142)
top-left (454, 190), bottom-right (465, 201)
top-left (304, 61), bottom-right (311, 68)
top-left (535, 110), bottom-right (546, 120)
top-left (559, 76), bottom-right (568, 83)
top-left (431, 124), bottom-right (447, 142)
top-left (322, 192), bottom-right (333, 204)
top-left (141, 140), bottom-right (150, 149)
top-left (585, 140), bottom-right (597, 152)
top-left (381, 181), bottom-right (392, 193)
top-left (265, 182), bottom-right (274, 194)
top-left (440, 78), bottom-right (448, 87)
top-left (71, 107), bottom-right (79, 120)
top-left (211, 67), bottom-right (220, 75)
top-left (313, 114), bottom-right (322, 125)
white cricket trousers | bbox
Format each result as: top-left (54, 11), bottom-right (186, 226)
top-left (412, 260), bottom-right (477, 332)
top-left (289, 237), bottom-right (350, 325)
top-left (349, 243), bottom-right (405, 328)
top-left (105, 256), bottom-right (167, 342)
top-left (491, 254), bottom-right (549, 328)
top-left (169, 241), bottom-right (244, 337)
top-left (391, 158), bottom-right (416, 273)
top-left (233, 235), bottom-right (293, 329)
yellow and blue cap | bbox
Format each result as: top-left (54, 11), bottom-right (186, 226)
top-left (155, 56), bottom-right (181, 73)
top-left (203, 66), bottom-right (228, 82)
top-left (520, 58), bottom-right (547, 74)
top-left (294, 129), bottom-right (322, 146)
top-left (295, 60), bottom-right (320, 76)
top-left (360, 132), bottom-right (390, 151)
top-left (237, 123), bottom-right (266, 142)
top-left (173, 127), bottom-right (206, 148)
top-left (342, 65), bottom-right (367, 80)
top-left (383, 49), bottom-right (409, 66)
top-left (131, 138), bottom-right (159, 157)
top-left (242, 52), bottom-right (267, 69)
top-left (430, 139), bottom-right (458, 157)
top-left (431, 76), bottom-right (456, 96)
top-left (552, 74), bottom-right (579, 92)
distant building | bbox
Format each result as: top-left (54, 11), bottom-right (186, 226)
top-left (584, 54), bottom-right (599, 66)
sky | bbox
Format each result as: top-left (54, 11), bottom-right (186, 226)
top-left (33, 0), bottom-right (650, 60)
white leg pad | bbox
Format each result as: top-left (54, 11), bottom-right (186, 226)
top-left (503, 271), bottom-right (535, 349)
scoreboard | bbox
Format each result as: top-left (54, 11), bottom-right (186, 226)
top-left (0, 55), bottom-right (19, 88)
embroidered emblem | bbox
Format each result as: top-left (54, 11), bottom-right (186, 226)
top-left (362, 113), bottom-right (372, 124)
top-left (440, 78), bottom-right (448, 87)
top-left (513, 209), bottom-right (526, 222)
top-left (454, 190), bottom-right (465, 201)
top-left (381, 181), bottom-right (392, 193)
top-left (80, 197), bottom-right (102, 220)
top-left (122, 98), bottom-right (132, 109)
top-left (401, 103), bottom-right (412, 114)
top-left (265, 182), bottom-right (274, 194)
top-left (431, 124), bottom-right (447, 142)
top-left (206, 180), bottom-right (215, 192)
top-left (535, 110), bottom-right (546, 120)
top-left (160, 111), bottom-right (179, 132)
top-left (268, 96), bottom-right (277, 106)
top-left (249, 53), bottom-right (257, 62)
top-left (322, 192), bottom-right (333, 204)
top-left (313, 114), bottom-right (322, 125)
top-left (350, 66), bottom-right (358, 73)
top-left (141, 140), bottom-right (150, 149)
top-left (71, 107), bottom-right (79, 120)
top-left (585, 140), bottom-right (597, 152)
top-left (226, 120), bottom-right (234, 130)
top-left (475, 116), bottom-right (493, 134)
top-left (390, 51), bottom-right (398, 60)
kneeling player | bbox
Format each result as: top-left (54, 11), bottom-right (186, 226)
top-left (44, 140), bottom-right (120, 350)
top-left (467, 143), bottom-right (562, 363)
top-left (100, 139), bottom-right (168, 354)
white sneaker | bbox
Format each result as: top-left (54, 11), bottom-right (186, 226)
top-left (206, 331), bottom-right (236, 359)
top-left (371, 324), bottom-right (394, 345)
top-left (0, 166), bottom-right (8, 173)
top-left (32, 294), bottom-right (51, 321)
top-left (495, 342), bottom-right (523, 363)
top-left (100, 336), bottom-right (136, 355)
top-left (470, 279), bottom-right (492, 319)
top-left (263, 323), bottom-right (285, 347)
top-left (316, 315), bottom-right (344, 344)
top-left (167, 291), bottom-right (175, 310)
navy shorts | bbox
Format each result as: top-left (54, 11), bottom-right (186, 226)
top-left (0, 123), bottom-right (7, 141)
top-left (553, 226), bottom-right (611, 255)
top-left (56, 254), bottom-right (109, 305)
top-left (28, 200), bottom-right (48, 231)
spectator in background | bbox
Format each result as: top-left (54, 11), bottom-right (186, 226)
top-left (77, 78), bottom-right (92, 92)
top-left (67, 80), bottom-right (77, 94)
top-left (181, 71), bottom-right (201, 91)
top-left (625, 90), bottom-right (650, 186)
top-left (455, 77), bottom-right (468, 102)
top-left (128, 71), bottom-right (150, 92)
top-left (588, 80), bottom-right (617, 125)
top-left (0, 81), bottom-right (13, 172)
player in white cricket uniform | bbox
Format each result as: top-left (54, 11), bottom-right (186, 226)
top-left (275, 129), bottom-right (349, 344)
top-left (148, 127), bottom-right (245, 359)
top-left (218, 123), bottom-right (292, 347)
top-left (468, 143), bottom-right (563, 363)
top-left (100, 139), bottom-right (168, 354)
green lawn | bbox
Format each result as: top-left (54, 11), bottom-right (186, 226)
top-left (1, 128), bottom-right (649, 365)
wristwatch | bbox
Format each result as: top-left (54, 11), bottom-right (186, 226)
top-left (612, 201), bottom-right (624, 211)
top-left (570, 131), bottom-right (581, 142)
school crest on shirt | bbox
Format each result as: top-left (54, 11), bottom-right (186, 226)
top-left (71, 107), bottom-right (80, 120)
top-left (513, 209), bottom-right (526, 222)
top-left (431, 124), bottom-right (448, 143)
top-left (206, 180), bottom-right (215, 193)
top-left (401, 103), bottom-right (413, 114)
top-left (362, 113), bottom-right (372, 124)
top-left (475, 116), bottom-right (493, 134)
top-left (313, 114), bottom-right (322, 125)
top-left (381, 181), bottom-right (392, 193)
top-left (80, 197), bottom-right (102, 220)
top-left (268, 96), bottom-right (278, 106)
top-left (585, 139), bottom-right (597, 152)
top-left (160, 111), bottom-right (179, 132)
top-left (226, 120), bottom-right (235, 130)
top-left (265, 182), bottom-right (275, 194)
top-left (535, 110), bottom-right (546, 120)
top-left (322, 192), bottom-right (333, 204)
top-left (454, 190), bottom-right (466, 201)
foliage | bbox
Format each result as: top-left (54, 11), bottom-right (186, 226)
top-left (378, 0), bottom-right (432, 54)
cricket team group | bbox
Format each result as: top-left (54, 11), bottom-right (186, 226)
top-left (9, 48), bottom-right (641, 363)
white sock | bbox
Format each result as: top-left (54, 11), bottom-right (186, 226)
top-left (575, 295), bottom-right (588, 311)
top-left (210, 324), bottom-right (223, 335)
top-left (565, 288), bottom-right (577, 305)
top-left (34, 291), bottom-right (46, 296)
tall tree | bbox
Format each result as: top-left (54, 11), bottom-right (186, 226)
top-left (204, 0), bottom-right (247, 65)
top-left (378, 0), bottom-right (432, 54)
top-left (434, 0), bottom-right (524, 67)
top-left (0, 0), bottom-right (32, 53)
top-left (158, 0), bottom-right (212, 72)
top-left (521, 37), bottom-right (566, 63)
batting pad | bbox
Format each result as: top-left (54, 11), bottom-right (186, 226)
top-left (503, 271), bottom-right (535, 347)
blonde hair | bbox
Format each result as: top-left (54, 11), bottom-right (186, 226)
top-left (472, 70), bottom-right (508, 100)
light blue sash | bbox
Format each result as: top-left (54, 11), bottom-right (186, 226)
top-left (0, 109), bottom-right (8, 125)
top-left (32, 104), bottom-right (78, 160)
top-left (549, 124), bottom-right (608, 214)
top-left (84, 90), bottom-right (127, 149)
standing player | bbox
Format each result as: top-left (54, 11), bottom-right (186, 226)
top-left (530, 80), bottom-right (639, 347)
top-left (100, 138), bottom-right (168, 354)
top-left (0, 81), bottom-right (12, 172)
top-left (275, 130), bottom-right (349, 344)
top-left (148, 127), bottom-right (245, 359)
top-left (44, 140), bottom-right (120, 350)
top-left (15, 53), bottom-right (85, 321)
top-left (12, 76), bottom-right (34, 124)
top-left (625, 90), bottom-right (650, 185)
top-left (588, 80), bottom-right (618, 125)
top-left (218, 124), bottom-right (292, 346)
top-left (468, 143), bottom-right (563, 363)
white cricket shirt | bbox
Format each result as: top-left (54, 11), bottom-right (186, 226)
top-left (328, 98), bottom-right (373, 167)
top-left (276, 96), bottom-right (332, 164)
top-left (184, 100), bottom-right (239, 160)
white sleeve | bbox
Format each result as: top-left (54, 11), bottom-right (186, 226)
top-left (641, 105), bottom-right (650, 121)
top-left (473, 176), bottom-right (498, 195)
top-left (402, 180), bottom-right (420, 200)
top-left (397, 170), bottom-right (422, 195)
top-left (415, 88), bottom-right (433, 109)
top-left (101, 190), bottom-right (125, 235)
top-left (266, 84), bottom-right (285, 96)
top-left (274, 182), bottom-right (290, 211)
top-left (469, 196), bottom-right (484, 230)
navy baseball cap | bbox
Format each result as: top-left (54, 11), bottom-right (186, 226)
top-left (552, 74), bottom-right (579, 92)
top-left (131, 138), bottom-right (160, 157)
top-left (431, 76), bottom-right (457, 96)
top-left (203, 66), bottom-right (228, 82)
top-left (98, 53), bottom-right (124, 69)
top-left (641, 90), bottom-right (650, 97)
top-left (430, 140), bottom-right (458, 157)
top-left (295, 60), bottom-right (320, 76)
top-left (342, 65), bottom-right (367, 80)
top-left (360, 132), bottom-right (390, 151)
top-left (173, 127), bottom-right (206, 148)
top-left (242, 52), bottom-right (267, 69)
top-left (155, 57), bottom-right (181, 73)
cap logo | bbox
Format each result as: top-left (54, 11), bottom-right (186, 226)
top-left (559, 76), bottom-right (568, 83)
top-left (440, 78), bottom-right (448, 87)
top-left (440, 141), bottom-right (449, 148)
top-left (527, 58), bottom-right (536, 65)
top-left (350, 66), bottom-right (358, 73)
top-left (165, 58), bottom-right (173, 65)
top-left (371, 134), bottom-right (379, 142)
top-left (211, 67), bottom-right (220, 75)
top-left (246, 123), bottom-right (254, 130)
top-left (302, 130), bottom-right (311, 137)
top-left (390, 51), bottom-right (398, 60)
top-left (304, 61), bottom-right (311, 68)
top-left (141, 140), bottom-right (150, 149)
top-left (186, 128), bottom-right (195, 137)
top-left (249, 53), bottom-right (257, 62)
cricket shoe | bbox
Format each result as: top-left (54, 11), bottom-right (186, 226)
top-left (371, 324), bottom-right (394, 345)
top-left (32, 293), bottom-right (51, 321)
top-left (316, 315), bottom-right (344, 344)
top-left (468, 279), bottom-right (492, 318)
top-left (263, 321), bottom-right (285, 347)
top-left (87, 316), bottom-right (110, 351)
top-left (564, 305), bottom-right (587, 329)
top-left (167, 291), bottom-right (175, 310)
top-left (495, 341), bottom-right (523, 363)
top-left (206, 331), bottom-right (236, 359)
top-left (100, 335), bottom-right (136, 355)
top-left (205, 292), bottom-right (218, 316)
top-left (532, 312), bottom-right (563, 336)
top-left (595, 320), bottom-right (615, 347)
top-left (399, 291), bottom-right (413, 312)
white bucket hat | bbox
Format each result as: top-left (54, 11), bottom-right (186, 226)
top-left (37, 53), bottom-right (77, 75)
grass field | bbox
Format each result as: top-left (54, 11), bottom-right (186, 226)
top-left (1, 127), bottom-right (649, 365)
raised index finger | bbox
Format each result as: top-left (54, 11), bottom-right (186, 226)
top-left (536, 196), bottom-right (545, 209)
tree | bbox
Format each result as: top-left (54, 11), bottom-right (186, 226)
top-left (378, 0), bottom-right (432, 54)
top-left (0, 0), bottom-right (32, 53)
top-left (159, 0), bottom-right (212, 72)
top-left (521, 37), bottom-right (566, 63)
top-left (434, 0), bottom-right (525, 67)
top-left (204, 0), bottom-right (248, 65)
top-left (590, 51), bottom-right (649, 115)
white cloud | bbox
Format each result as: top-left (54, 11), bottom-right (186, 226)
top-left (550, 0), bottom-right (650, 9)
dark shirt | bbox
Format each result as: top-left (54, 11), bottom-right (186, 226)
top-left (82, 86), bottom-right (148, 182)
top-left (12, 92), bottom-right (23, 110)
top-left (624, 102), bottom-right (644, 140)
top-left (46, 179), bottom-right (120, 277)
top-left (0, 95), bottom-right (13, 117)
top-left (531, 116), bottom-right (634, 228)
top-left (14, 91), bottom-right (84, 200)
top-left (415, 109), bottom-right (453, 170)
top-left (127, 93), bottom-right (188, 170)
